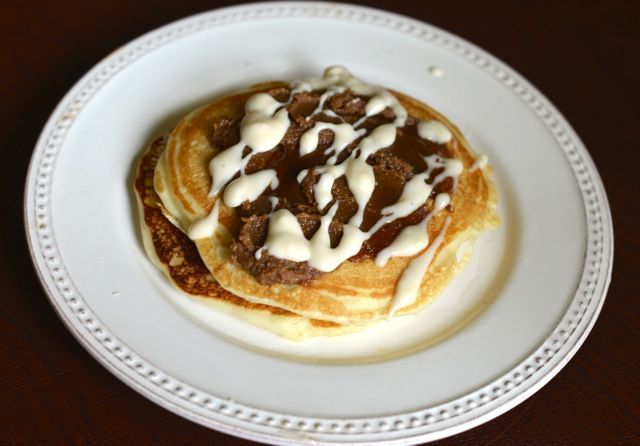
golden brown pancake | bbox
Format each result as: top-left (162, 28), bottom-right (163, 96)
top-left (134, 136), bottom-right (364, 339)
top-left (153, 72), bottom-right (499, 326)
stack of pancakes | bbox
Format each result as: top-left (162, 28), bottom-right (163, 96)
top-left (134, 68), bottom-right (498, 340)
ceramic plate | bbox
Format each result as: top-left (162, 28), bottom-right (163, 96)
top-left (24, 2), bottom-right (613, 444)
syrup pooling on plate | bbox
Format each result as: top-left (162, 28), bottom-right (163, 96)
top-left (190, 66), bottom-right (484, 314)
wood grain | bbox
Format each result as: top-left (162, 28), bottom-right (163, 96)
top-left (1, 1), bottom-right (638, 444)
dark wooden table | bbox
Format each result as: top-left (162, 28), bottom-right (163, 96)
top-left (2, 1), bottom-right (638, 444)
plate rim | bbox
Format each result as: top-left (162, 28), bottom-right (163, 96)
top-left (23, 2), bottom-right (613, 444)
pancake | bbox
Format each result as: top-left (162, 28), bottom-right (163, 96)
top-left (134, 136), bottom-right (363, 339)
top-left (154, 67), bottom-right (499, 326)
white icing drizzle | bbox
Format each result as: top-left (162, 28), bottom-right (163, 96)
top-left (382, 173), bottom-right (432, 217)
top-left (258, 209), bottom-right (310, 262)
top-left (423, 154), bottom-right (464, 188)
top-left (258, 204), bottom-right (369, 272)
top-left (299, 122), bottom-right (364, 157)
top-left (308, 205), bottom-right (369, 272)
top-left (388, 217), bottom-right (451, 318)
top-left (292, 66), bottom-right (379, 96)
top-left (354, 91), bottom-right (408, 128)
top-left (223, 169), bottom-right (278, 207)
top-left (375, 215), bottom-right (430, 267)
top-left (209, 142), bottom-right (245, 196)
top-left (344, 157), bottom-right (376, 227)
top-left (296, 169), bottom-right (309, 183)
top-left (313, 165), bottom-right (345, 210)
top-left (368, 173), bottom-right (432, 235)
top-left (300, 121), bottom-right (394, 215)
top-left (188, 201), bottom-right (220, 240)
top-left (310, 155), bottom-right (376, 226)
top-left (434, 159), bottom-right (463, 185)
top-left (379, 191), bottom-right (452, 314)
top-left (198, 66), bottom-right (465, 314)
top-left (208, 94), bottom-right (289, 196)
top-left (306, 88), bottom-right (344, 120)
top-left (357, 123), bottom-right (397, 159)
top-left (418, 119), bottom-right (452, 144)
top-left (434, 193), bottom-right (451, 211)
top-left (242, 93), bottom-right (290, 152)
top-left (470, 154), bottom-right (488, 171)
top-left (294, 66), bottom-right (407, 129)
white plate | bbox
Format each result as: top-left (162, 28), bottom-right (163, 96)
top-left (24, 2), bottom-right (613, 444)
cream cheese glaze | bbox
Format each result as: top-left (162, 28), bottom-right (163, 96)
top-left (417, 119), bottom-right (452, 144)
top-left (187, 201), bottom-right (220, 240)
top-left (223, 170), bottom-right (279, 207)
top-left (470, 154), bottom-right (488, 171)
top-left (191, 67), bottom-right (466, 315)
top-left (388, 217), bottom-right (452, 318)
